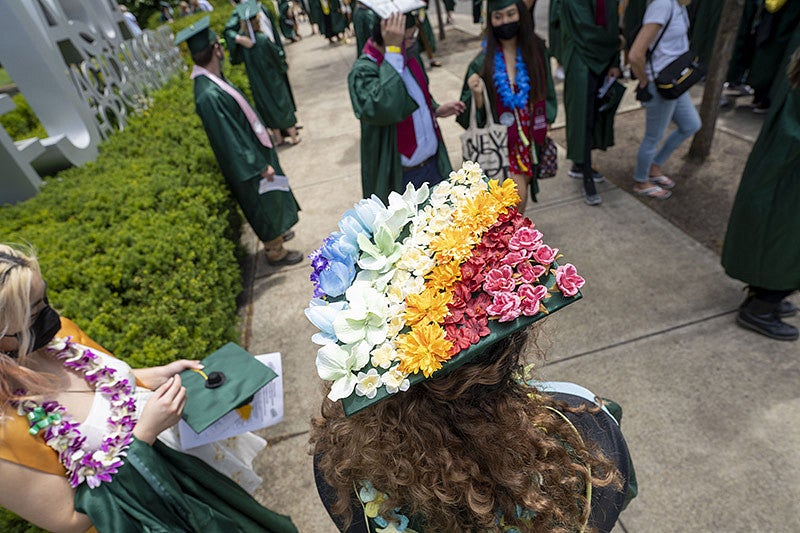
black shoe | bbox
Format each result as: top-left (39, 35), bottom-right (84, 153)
top-left (778, 299), bottom-right (799, 318)
top-left (737, 298), bottom-right (799, 341)
top-left (568, 165), bottom-right (606, 183)
top-left (267, 250), bottom-right (304, 267)
top-left (282, 229), bottom-right (296, 242)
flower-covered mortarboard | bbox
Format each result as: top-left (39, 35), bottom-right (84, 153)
top-left (306, 162), bottom-right (585, 416)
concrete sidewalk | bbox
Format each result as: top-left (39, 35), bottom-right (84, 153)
top-left (239, 21), bottom-right (800, 533)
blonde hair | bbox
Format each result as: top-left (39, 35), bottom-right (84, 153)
top-left (0, 244), bottom-right (55, 410)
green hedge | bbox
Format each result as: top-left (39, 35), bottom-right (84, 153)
top-left (0, 93), bottom-right (48, 142)
top-left (0, 3), bottom-right (263, 529)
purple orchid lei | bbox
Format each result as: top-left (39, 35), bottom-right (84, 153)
top-left (13, 337), bottom-right (136, 489)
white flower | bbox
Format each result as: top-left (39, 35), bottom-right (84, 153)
top-left (333, 282), bottom-right (390, 347)
top-left (316, 342), bottom-right (371, 401)
top-left (370, 342), bottom-right (397, 369)
top-left (355, 368), bottom-right (382, 399)
top-left (381, 365), bottom-right (411, 394)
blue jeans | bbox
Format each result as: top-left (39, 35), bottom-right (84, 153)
top-left (402, 157), bottom-right (443, 189)
top-left (634, 84), bottom-right (701, 183)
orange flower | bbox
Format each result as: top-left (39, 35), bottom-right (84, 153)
top-left (404, 287), bottom-right (451, 326)
top-left (396, 322), bottom-right (454, 377)
top-left (425, 261), bottom-right (462, 292)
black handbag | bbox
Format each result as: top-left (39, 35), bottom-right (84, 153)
top-left (653, 50), bottom-right (704, 99)
top-left (647, 3), bottom-right (705, 100)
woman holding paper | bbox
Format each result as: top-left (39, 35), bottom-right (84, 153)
top-left (0, 244), bottom-right (297, 532)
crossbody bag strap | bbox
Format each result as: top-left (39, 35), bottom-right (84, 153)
top-left (647, 1), bottom-right (674, 79)
top-left (544, 405), bottom-right (592, 533)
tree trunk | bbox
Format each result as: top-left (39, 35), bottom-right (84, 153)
top-left (687, 0), bottom-right (745, 162)
top-left (434, 0), bottom-right (446, 42)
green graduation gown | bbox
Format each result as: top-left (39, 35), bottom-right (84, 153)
top-left (353, 4), bottom-right (376, 57)
top-left (687, 0), bottom-right (723, 66)
top-left (548, 0), bottom-right (564, 63)
top-left (455, 46), bottom-right (558, 201)
top-left (278, 0), bottom-right (299, 40)
top-left (194, 75), bottom-right (300, 243)
top-left (75, 438), bottom-right (297, 532)
top-left (348, 47), bottom-right (453, 202)
top-left (316, 0), bottom-right (347, 38)
top-left (225, 6), bottom-right (298, 130)
top-left (560, 0), bottom-right (621, 164)
top-left (721, 28), bottom-right (800, 291)
top-left (746, 1), bottom-right (800, 97)
top-left (418, 10), bottom-right (437, 55)
top-left (307, 0), bottom-right (323, 26)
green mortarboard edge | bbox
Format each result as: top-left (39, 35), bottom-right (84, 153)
top-left (179, 342), bottom-right (278, 433)
top-left (487, 0), bottom-right (518, 12)
top-left (174, 16), bottom-right (217, 55)
top-left (235, 0), bottom-right (262, 20)
top-left (341, 262), bottom-right (582, 417)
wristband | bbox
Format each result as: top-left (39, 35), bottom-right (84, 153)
top-left (386, 45), bottom-right (401, 54)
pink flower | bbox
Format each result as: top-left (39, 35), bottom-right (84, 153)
top-left (487, 291), bottom-right (521, 322)
top-left (508, 227), bottom-right (543, 251)
top-left (483, 265), bottom-right (515, 294)
top-left (555, 263), bottom-right (585, 297)
top-left (532, 245), bottom-right (559, 266)
top-left (517, 262), bottom-right (547, 284)
top-left (500, 249), bottom-right (530, 268)
top-left (518, 284), bottom-right (549, 316)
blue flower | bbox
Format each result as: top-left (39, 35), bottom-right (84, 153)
top-left (305, 298), bottom-right (347, 345)
top-left (318, 259), bottom-right (356, 297)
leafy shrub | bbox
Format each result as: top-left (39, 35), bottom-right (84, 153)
top-left (0, 93), bottom-right (48, 142)
top-left (0, 2), bottom-right (265, 529)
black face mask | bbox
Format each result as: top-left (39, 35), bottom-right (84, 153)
top-left (4, 302), bottom-right (61, 358)
top-left (30, 302), bottom-right (61, 352)
top-left (492, 21), bottom-right (520, 41)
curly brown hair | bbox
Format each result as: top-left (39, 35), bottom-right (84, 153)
top-left (310, 330), bottom-right (622, 532)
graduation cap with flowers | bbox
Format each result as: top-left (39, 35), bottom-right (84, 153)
top-left (306, 162), bottom-right (585, 416)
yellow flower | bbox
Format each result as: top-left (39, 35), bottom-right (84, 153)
top-left (488, 178), bottom-right (520, 208)
top-left (455, 190), bottom-right (498, 231)
top-left (396, 322), bottom-right (454, 377)
top-left (404, 287), bottom-right (451, 326)
top-left (429, 225), bottom-right (475, 264)
top-left (425, 261), bottom-right (462, 292)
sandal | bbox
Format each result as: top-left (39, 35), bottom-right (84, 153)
top-left (648, 175), bottom-right (675, 189)
top-left (634, 185), bottom-right (672, 199)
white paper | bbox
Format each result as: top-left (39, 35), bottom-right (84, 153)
top-left (358, 0), bottom-right (426, 19)
top-left (597, 75), bottom-right (617, 99)
top-left (258, 174), bottom-right (290, 194)
top-left (178, 352), bottom-right (284, 450)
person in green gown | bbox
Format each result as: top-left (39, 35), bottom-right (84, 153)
top-left (746, 0), bottom-right (800, 113)
top-left (348, 11), bottom-right (465, 201)
top-left (686, 0), bottom-right (723, 68)
top-left (278, 0), bottom-right (302, 42)
top-left (312, 0), bottom-right (348, 43)
top-left (225, 0), bottom-right (301, 146)
top-left (0, 244), bottom-right (298, 532)
top-left (558, 0), bottom-right (622, 206)
top-left (416, 6), bottom-right (443, 69)
top-left (444, 0), bottom-right (455, 24)
top-left (457, 0), bottom-right (558, 211)
top-left (720, 32), bottom-right (800, 341)
top-left (180, 17), bottom-right (302, 266)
